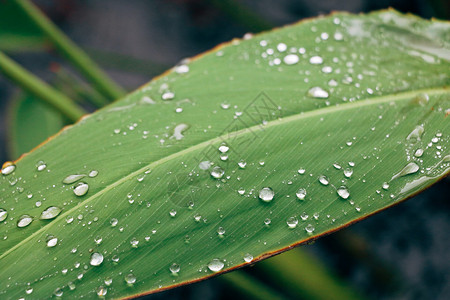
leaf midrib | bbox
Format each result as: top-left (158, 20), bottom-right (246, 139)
top-left (1, 86), bottom-right (448, 261)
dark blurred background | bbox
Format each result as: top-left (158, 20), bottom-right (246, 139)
top-left (0, 0), bottom-right (449, 299)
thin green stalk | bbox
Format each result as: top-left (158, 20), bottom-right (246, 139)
top-left (0, 51), bottom-right (86, 122)
top-left (255, 248), bottom-right (365, 300)
top-left (11, 0), bottom-right (126, 100)
top-left (220, 271), bottom-right (287, 300)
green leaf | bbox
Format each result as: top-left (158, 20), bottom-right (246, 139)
top-left (0, 9), bottom-right (449, 299)
top-left (0, 0), bottom-right (46, 52)
top-left (6, 91), bottom-right (65, 160)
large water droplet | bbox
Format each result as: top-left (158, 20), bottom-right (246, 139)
top-left (17, 215), bottom-right (33, 228)
top-left (46, 236), bottom-right (58, 247)
top-left (40, 206), bottom-right (62, 220)
top-left (283, 54), bottom-right (299, 65)
top-left (336, 186), bottom-right (350, 199)
top-left (287, 216), bottom-right (298, 228)
top-left (1, 162), bottom-right (15, 176)
top-left (208, 259), bottom-right (224, 272)
top-left (63, 174), bottom-right (86, 184)
top-left (259, 187), bottom-right (274, 202)
top-left (0, 209), bottom-right (7, 223)
top-left (391, 162), bottom-right (419, 180)
top-left (307, 87), bottom-right (329, 99)
top-left (406, 125), bottom-right (424, 142)
top-left (296, 188), bottom-right (307, 200)
top-left (90, 252), bottom-right (104, 266)
top-left (125, 273), bottom-right (136, 284)
top-left (73, 182), bottom-right (89, 196)
top-left (210, 166), bottom-right (225, 179)
top-left (318, 175), bottom-right (329, 185)
top-left (244, 253), bottom-right (254, 262)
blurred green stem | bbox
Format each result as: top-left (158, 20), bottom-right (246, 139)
top-left (11, 0), bottom-right (126, 101)
top-left (220, 271), bottom-right (287, 300)
top-left (256, 248), bottom-right (365, 300)
top-left (0, 51), bottom-right (86, 122)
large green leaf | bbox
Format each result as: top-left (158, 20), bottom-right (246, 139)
top-left (0, 9), bottom-right (449, 299)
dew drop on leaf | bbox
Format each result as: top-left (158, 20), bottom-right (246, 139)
top-left (336, 186), bottom-right (350, 199)
top-left (1, 162), bottom-right (15, 176)
top-left (318, 175), bottom-right (329, 185)
top-left (305, 224), bottom-right (315, 234)
top-left (36, 161), bottom-right (47, 171)
top-left (210, 166), bottom-right (225, 179)
top-left (296, 188), bottom-right (307, 200)
top-left (46, 236), bottom-right (58, 248)
top-left (170, 263), bottom-right (180, 274)
top-left (0, 209), bottom-right (7, 222)
top-left (391, 162), bottom-right (419, 180)
top-left (96, 286), bottom-right (107, 297)
top-left (307, 87), bottom-right (329, 99)
top-left (208, 259), bottom-right (224, 272)
top-left (90, 252), bottom-right (104, 267)
top-left (244, 253), bottom-right (254, 262)
top-left (17, 215), bottom-right (33, 228)
top-left (124, 273), bottom-right (136, 285)
top-left (40, 206), bottom-right (62, 220)
top-left (63, 174), bottom-right (86, 184)
top-left (309, 55), bottom-right (323, 64)
top-left (259, 187), bottom-right (274, 202)
top-left (73, 182), bottom-right (89, 196)
top-left (283, 54), bottom-right (299, 65)
top-left (287, 216), bottom-right (298, 228)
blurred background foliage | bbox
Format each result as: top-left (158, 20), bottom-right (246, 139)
top-left (0, 0), bottom-right (449, 299)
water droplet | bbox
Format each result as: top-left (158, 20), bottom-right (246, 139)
top-left (391, 162), bottom-right (419, 180)
top-left (307, 87), bottom-right (329, 99)
top-left (110, 218), bottom-right (118, 227)
top-left (54, 288), bottom-right (63, 297)
top-left (210, 166), bottom-right (225, 179)
top-left (46, 236), bottom-right (58, 247)
top-left (73, 182), bottom-right (89, 196)
top-left (26, 287), bottom-right (33, 294)
top-left (170, 263), bottom-right (180, 274)
top-left (220, 102), bottom-right (230, 109)
top-left (277, 43), bottom-right (287, 52)
top-left (94, 236), bottom-right (103, 245)
top-left (40, 206), bottom-right (62, 220)
top-left (382, 182), bottom-right (390, 190)
top-left (238, 188), bottom-right (245, 195)
top-left (309, 56), bottom-right (323, 64)
top-left (175, 64), bottom-right (189, 74)
top-left (125, 273), bottom-right (136, 284)
top-left (305, 224), bottom-right (315, 234)
top-left (171, 123), bottom-right (189, 140)
top-left (162, 91), bottom-right (175, 100)
top-left (199, 161), bottom-right (211, 170)
top-left (17, 215), bottom-right (33, 228)
top-left (89, 170), bottom-right (99, 178)
top-left (218, 144), bottom-right (229, 153)
top-left (264, 218), bottom-right (272, 226)
top-left (130, 238), bottom-right (139, 247)
top-left (296, 188), bottom-right (306, 200)
top-left (298, 168), bottom-right (306, 174)
top-left (259, 187), bottom-right (274, 202)
top-left (1, 162), bottom-right (15, 176)
top-left (90, 252), bottom-right (104, 266)
top-left (343, 168), bottom-right (353, 178)
top-left (63, 174), bottom-right (86, 184)
top-left (112, 255), bottom-right (120, 263)
top-left (104, 277), bottom-right (113, 286)
top-left (244, 253), bottom-right (253, 262)
top-left (318, 175), bottom-right (329, 185)
top-left (36, 161), bottom-right (47, 171)
top-left (208, 259), bottom-right (224, 272)
top-left (336, 186), bottom-right (350, 199)
top-left (217, 227), bottom-right (226, 236)
top-left (287, 216), bottom-right (298, 228)
top-left (406, 125), bottom-right (424, 142)
top-left (0, 209), bottom-right (7, 223)
top-left (238, 160), bottom-right (247, 168)
top-left (414, 148), bottom-right (424, 157)
top-left (97, 286), bottom-right (107, 297)
top-left (283, 54), bottom-right (299, 65)
top-left (169, 209), bottom-right (177, 217)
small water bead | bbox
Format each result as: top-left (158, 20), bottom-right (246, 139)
top-left (1, 162), bottom-right (15, 175)
top-left (309, 56), bottom-right (323, 64)
top-left (283, 54), bottom-right (299, 65)
top-left (175, 64), bottom-right (189, 74)
top-left (40, 206), bottom-right (62, 220)
top-left (17, 215), bottom-right (33, 228)
top-left (54, 288), bottom-right (63, 297)
top-left (0, 209), bottom-right (7, 222)
top-left (296, 188), bottom-right (307, 200)
top-left (287, 216), bottom-right (298, 228)
top-left (244, 253), bottom-right (254, 262)
top-left (97, 286), bottom-right (107, 297)
top-left (382, 182), bottom-right (390, 190)
top-left (112, 255), bottom-right (120, 263)
top-left (26, 287), bottom-right (33, 294)
top-left (162, 91), bottom-right (175, 100)
top-left (170, 263), bottom-right (180, 274)
top-left (110, 218), bottom-right (118, 227)
top-left (90, 252), bottom-right (104, 266)
top-left (334, 32), bottom-right (344, 40)
top-left (218, 144), bottom-right (230, 153)
top-left (172, 123), bottom-right (189, 140)
top-left (220, 154), bottom-right (228, 161)
top-left (36, 161), bottom-right (47, 171)
top-left (169, 209), bottom-right (177, 217)
top-left (307, 87), bottom-right (329, 99)
top-left (333, 163), bottom-right (342, 169)
top-left (104, 277), bottom-right (113, 286)
top-left (391, 162), bottom-right (419, 180)
top-left (259, 160), bottom-right (265, 166)
top-left (63, 174), bottom-right (86, 184)
top-left (217, 227), bottom-right (226, 236)
top-left (414, 149), bottom-right (424, 157)
top-left (298, 168), bottom-right (306, 174)
top-left (318, 175), bottom-right (329, 186)
top-left (210, 166), bottom-right (225, 179)
top-left (130, 238), bottom-right (140, 248)
top-left (68, 282), bottom-right (76, 290)
top-left (305, 224), bottom-right (315, 234)
top-left (89, 170), bottom-right (99, 178)
top-left (300, 212), bottom-right (309, 221)
top-left (264, 218), bottom-right (272, 226)
top-left (237, 188), bottom-right (245, 195)
top-left (259, 187), bottom-right (274, 202)
top-left (46, 236), bottom-right (58, 247)
top-left (238, 160), bottom-right (247, 168)
top-left (73, 182), bottom-right (89, 196)
top-left (336, 186), bottom-right (350, 199)
top-left (66, 216), bottom-right (74, 224)
top-left (208, 259), bottom-right (224, 272)
top-left (125, 273), bottom-right (136, 285)
top-left (94, 236), bottom-right (103, 245)
top-left (343, 168), bottom-right (353, 178)
top-left (277, 43), bottom-right (287, 52)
